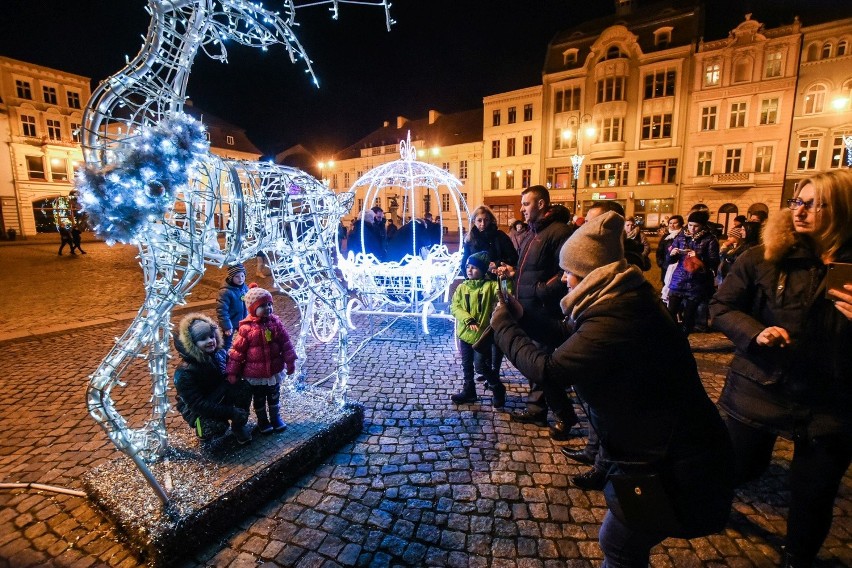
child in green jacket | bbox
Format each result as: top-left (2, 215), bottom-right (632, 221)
top-left (450, 252), bottom-right (507, 407)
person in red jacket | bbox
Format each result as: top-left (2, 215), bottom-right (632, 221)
top-left (226, 284), bottom-right (297, 434)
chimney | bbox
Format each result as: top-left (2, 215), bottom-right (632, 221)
top-left (615, 0), bottom-right (634, 16)
top-left (396, 116), bottom-right (408, 129)
top-left (428, 109), bottom-right (441, 124)
top-left (383, 120), bottom-right (390, 128)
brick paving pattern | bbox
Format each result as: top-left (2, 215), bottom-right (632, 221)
top-left (0, 237), bottom-right (850, 567)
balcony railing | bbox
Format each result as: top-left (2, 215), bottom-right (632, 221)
top-left (711, 171), bottom-right (754, 187)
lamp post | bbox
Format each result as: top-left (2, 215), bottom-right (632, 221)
top-left (831, 96), bottom-right (852, 167)
top-left (563, 114), bottom-right (595, 215)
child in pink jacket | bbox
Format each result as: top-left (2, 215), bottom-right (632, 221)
top-left (226, 284), bottom-right (297, 433)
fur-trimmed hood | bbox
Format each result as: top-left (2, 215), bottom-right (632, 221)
top-left (762, 210), bottom-right (797, 264)
top-left (175, 312), bottom-right (225, 364)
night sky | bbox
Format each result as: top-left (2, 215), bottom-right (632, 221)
top-left (0, 0), bottom-right (848, 156)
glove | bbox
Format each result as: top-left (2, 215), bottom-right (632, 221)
top-left (227, 374), bottom-right (238, 385)
top-left (231, 407), bottom-right (249, 425)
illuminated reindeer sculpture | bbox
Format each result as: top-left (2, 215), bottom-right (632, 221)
top-left (77, 0), bottom-right (392, 504)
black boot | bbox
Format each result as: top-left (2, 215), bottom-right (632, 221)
top-left (451, 380), bottom-right (477, 404)
top-left (571, 466), bottom-right (608, 491)
top-left (487, 377), bottom-right (505, 408)
top-left (253, 395), bottom-right (273, 434)
top-left (549, 411), bottom-right (579, 441)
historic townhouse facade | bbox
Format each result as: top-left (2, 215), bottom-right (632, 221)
top-left (481, 86), bottom-right (543, 226)
top-left (326, 110), bottom-right (484, 235)
top-left (785, 18), bottom-right (852, 193)
top-left (537, 2), bottom-right (700, 228)
top-left (681, 15), bottom-right (802, 233)
top-left (0, 56), bottom-right (90, 237)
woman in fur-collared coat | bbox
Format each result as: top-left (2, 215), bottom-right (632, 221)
top-left (711, 170), bottom-right (852, 567)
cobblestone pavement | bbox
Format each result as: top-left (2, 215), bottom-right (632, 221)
top-left (0, 240), bottom-right (850, 567)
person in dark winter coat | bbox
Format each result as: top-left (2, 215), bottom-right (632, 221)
top-left (509, 219), bottom-right (533, 254)
top-left (667, 210), bottom-right (720, 334)
top-left (495, 185), bottom-right (577, 439)
top-left (216, 263), bottom-right (248, 350)
top-left (57, 225), bottom-right (75, 255)
top-left (623, 217), bottom-right (650, 270)
top-left (710, 170), bottom-right (852, 567)
top-left (449, 251), bottom-right (507, 408)
top-left (226, 284), bottom-right (297, 434)
top-left (347, 209), bottom-right (384, 260)
top-left (493, 212), bottom-right (734, 567)
top-left (70, 226), bottom-right (87, 254)
top-left (173, 313), bottom-right (253, 445)
top-left (461, 205), bottom-right (518, 276)
top-left (657, 215), bottom-right (684, 286)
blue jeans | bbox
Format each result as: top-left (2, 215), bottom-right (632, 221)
top-left (599, 510), bottom-right (667, 568)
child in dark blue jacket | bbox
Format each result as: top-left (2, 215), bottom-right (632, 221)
top-left (217, 263), bottom-right (249, 349)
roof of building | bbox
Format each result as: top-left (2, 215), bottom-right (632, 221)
top-left (544, 0), bottom-right (703, 74)
top-left (334, 108), bottom-right (483, 161)
top-left (184, 102), bottom-right (262, 156)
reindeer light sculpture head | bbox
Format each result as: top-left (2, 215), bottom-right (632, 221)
top-left (77, 0), bottom-right (393, 505)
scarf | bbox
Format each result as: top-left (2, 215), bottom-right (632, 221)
top-left (560, 260), bottom-right (647, 322)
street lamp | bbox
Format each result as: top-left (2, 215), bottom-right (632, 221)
top-left (562, 114), bottom-right (595, 214)
top-left (831, 96), bottom-right (852, 167)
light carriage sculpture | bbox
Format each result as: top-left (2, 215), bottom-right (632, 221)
top-left (338, 134), bottom-right (470, 334)
top-left (77, 0), bottom-right (392, 505)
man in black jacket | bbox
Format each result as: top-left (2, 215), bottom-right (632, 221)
top-left (495, 185), bottom-right (578, 439)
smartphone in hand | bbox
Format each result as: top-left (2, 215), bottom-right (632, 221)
top-left (825, 262), bottom-right (852, 298)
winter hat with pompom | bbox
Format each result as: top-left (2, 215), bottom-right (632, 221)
top-left (244, 283), bottom-right (273, 317)
top-left (466, 251), bottom-right (490, 274)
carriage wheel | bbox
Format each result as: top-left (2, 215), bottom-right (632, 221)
top-left (346, 297), bottom-right (363, 329)
top-left (310, 297), bottom-right (339, 343)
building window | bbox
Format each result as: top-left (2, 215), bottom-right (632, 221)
top-left (700, 106), bottom-right (717, 130)
top-left (20, 114), bottom-right (37, 137)
top-left (67, 91), bottom-right (81, 109)
top-left (637, 159), bottom-right (677, 184)
top-left (641, 114), bottom-right (671, 140)
top-left (50, 157), bottom-right (69, 181)
top-left (696, 151), bottom-right (713, 176)
top-left (43, 86), bottom-right (58, 105)
top-left (506, 170), bottom-right (515, 190)
top-left (704, 62), bottom-right (720, 87)
top-left (492, 109), bottom-right (501, 127)
top-left (46, 119), bottom-right (62, 140)
top-left (491, 140), bottom-right (500, 159)
top-left (523, 104), bottom-right (533, 121)
top-left (554, 128), bottom-right (576, 151)
top-left (759, 98), bottom-right (779, 125)
top-left (371, 147), bottom-right (381, 156)
top-left (226, 135), bottom-right (234, 145)
top-left (563, 49), bottom-right (579, 66)
top-left (822, 42), bottom-right (832, 59)
top-left (15, 80), bottom-right (32, 99)
top-left (344, 172), bottom-right (350, 187)
top-left (765, 51), bottom-right (782, 78)
top-left (590, 162), bottom-right (629, 187)
top-left (831, 134), bottom-right (852, 168)
top-left (508, 106), bottom-right (516, 124)
top-left (356, 198), bottom-right (363, 211)
top-left (555, 87), bottom-right (581, 113)
top-left (729, 102), bottom-right (747, 128)
top-left (71, 123), bottom-right (81, 143)
top-left (838, 40), bottom-right (848, 56)
top-left (654, 28), bottom-right (672, 48)
top-left (459, 160), bottom-right (468, 179)
top-left (604, 46), bottom-right (627, 60)
top-left (490, 172), bottom-right (500, 190)
top-left (331, 174), bottom-right (338, 188)
top-left (441, 162), bottom-right (450, 172)
top-left (441, 194), bottom-right (450, 212)
top-left (596, 77), bottom-right (626, 103)
top-left (522, 135), bottom-right (532, 155)
top-left (803, 85), bottom-right (826, 114)
top-left (522, 169), bottom-right (531, 187)
top-left (507, 138), bottom-right (516, 157)
top-left (725, 148), bottom-right (742, 173)
top-left (643, 69), bottom-right (676, 99)
top-left (26, 156), bottom-right (46, 179)
top-left (797, 138), bottom-right (819, 170)
top-left (733, 58), bottom-right (751, 82)
top-left (598, 117), bottom-right (622, 142)
top-left (754, 146), bottom-right (773, 173)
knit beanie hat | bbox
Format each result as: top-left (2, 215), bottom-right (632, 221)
top-left (189, 318), bottom-right (216, 343)
top-left (244, 283), bottom-right (273, 317)
top-left (227, 263), bottom-right (246, 280)
top-left (466, 251), bottom-right (490, 273)
top-left (559, 211), bottom-right (625, 278)
top-left (687, 210), bottom-right (709, 225)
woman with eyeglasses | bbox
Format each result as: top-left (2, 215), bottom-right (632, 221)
top-left (710, 169), bottom-right (852, 567)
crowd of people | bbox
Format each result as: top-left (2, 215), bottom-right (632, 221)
top-left (169, 169), bottom-right (851, 567)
